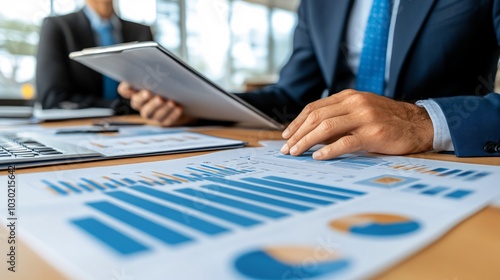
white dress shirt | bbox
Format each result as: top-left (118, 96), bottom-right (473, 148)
top-left (83, 6), bottom-right (123, 45)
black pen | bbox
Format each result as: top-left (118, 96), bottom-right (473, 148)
top-left (55, 127), bottom-right (119, 134)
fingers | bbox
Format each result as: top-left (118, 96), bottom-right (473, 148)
top-left (313, 135), bottom-right (364, 160)
top-left (154, 100), bottom-right (184, 127)
top-left (139, 95), bottom-right (168, 120)
top-left (281, 105), bottom-right (350, 154)
top-left (138, 96), bottom-right (186, 127)
top-left (282, 89), bottom-right (354, 139)
top-left (119, 85), bottom-right (188, 127)
top-left (286, 114), bottom-right (356, 156)
top-left (280, 90), bottom-right (375, 159)
top-left (117, 82), bottom-right (136, 98)
top-left (130, 90), bottom-right (154, 111)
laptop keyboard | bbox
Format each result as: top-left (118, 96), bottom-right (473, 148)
top-left (0, 134), bottom-right (63, 159)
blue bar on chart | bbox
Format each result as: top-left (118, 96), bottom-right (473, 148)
top-left (59, 181), bottom-right (83, 194)
top-left (106, 191), bottom-right (229, 235)
top-left (103, 176), bottom-right (127, 187)
top-left (455, 170), bottom-right (475, 178)
top-left (71, 182), bottom-right (93, 192)
top-left (277, 154), bottom-right (314, 162)
top-left (130, 186), bottom-right (261, 227)
top-left (71, 217), bottom-right (150, 255)
top-left (331, 157), bottom-right (384, 169)
top-left (86, 201), bottom-right (193, 245)
top-left (421, 186), bottom-right (449, 196)
top-left (154, 175), bottom-right (182, 185)
top-left (140, 176), bottom-right (164, 186)
top-left (201, 184), bottom-right (312, 212)
top-left (173, 174), bottom-right (202, 182)
top-left (204, 177), bottom-right (332, 206)
top-left (465, 172), bottom-right (492, 182)
top-left (439, 169), bottom-right (462, 177)
top-left (242, 177), bottom-right (348, 201)
top-left (200, 164), bottom-right (239, 176)
top-left (122, 178), bottom-right (136, 185)
top-left (264, 176), bottom-right (366, 196)
top-left (81, 178), bottom-right (106, 191)
top-left (186, 167), bottom-right (220, 177)
top-left (430, 168), bottom-right (448, 173)
top-left (104, 183), bottom-right (118, 189)
top-left (189, 173), bottom-right (205, 179)
top-left (408, 184), bottom-right (428, 190)
top-left (42, 180), bottom-right (68, 196)
top-left (138, 180), bottom-right (154, 186)
top-left (444, 190), bottom-right (474, 199)
top-left (277, 154), bottom-right (387, 169)
top-left (218, 165), bottom-right (254, 173)
top-left (175, 188), bottom-right (288, 219)
top-left (79, 184), bottom-right (94, 192)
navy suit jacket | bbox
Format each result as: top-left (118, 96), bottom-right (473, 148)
top-left (241, 0), bottom-right (500, 157)
top-left (36, 10), bottom-right (153, 112)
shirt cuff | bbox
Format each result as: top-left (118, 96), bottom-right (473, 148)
top-left (416, 100), bottom-right (455, 152)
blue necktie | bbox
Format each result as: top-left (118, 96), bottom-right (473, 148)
top-left (355, 0), bottom-right (391, 95)
top-left (98, 23), bottom-right (119, 100)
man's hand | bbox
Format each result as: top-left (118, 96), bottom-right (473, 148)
top-left (280, 89), bottom-right (434, 160)
top-left (118, 82), bottom-right (194, 126)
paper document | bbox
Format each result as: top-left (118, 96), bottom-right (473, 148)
top-left (3, 126), bottom-right (245, 169)
top-left (33, 127), bottom-right (245, 158)
top-left (33, 107), bottom-right (114, 120)
top-left (2, 142), bottom-right (500, 279)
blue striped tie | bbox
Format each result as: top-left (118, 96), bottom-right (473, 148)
top-left (355, 0), bottom-right (391, 95)
top-left (98, 23), bottom-right (119, 100)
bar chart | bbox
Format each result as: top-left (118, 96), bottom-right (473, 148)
top-left (67, 172), bottom-right (366, 256)
top-left (10, 145), bottom-right (500, 280)
top-left (352, 174), bottom-right (476, 200)
top-left (41, 164), bottom-right (255, 196)
top-left (388, 163), bottom-right (492, 182)
top-left (404, 183), bottom-right (474, 199)
top-left (276, 154), bottom-right (389, 170)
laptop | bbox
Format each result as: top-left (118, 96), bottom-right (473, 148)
top-left (69, 41), bottom-right (284, 130)
top-left (0, 99), bottom-right (34, 118)
top-left (0, 132), bottom-right (102, 170)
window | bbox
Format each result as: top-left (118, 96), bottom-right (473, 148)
top-left (0, 0), bottom-right (298, 100)
top-left (155, 0), bottom-right (298, 91)
top-left (0, 0), bottom-right (51, 99)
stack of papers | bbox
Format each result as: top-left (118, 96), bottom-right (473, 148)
top-left (2, 142), bottom-right (499, 279)
top-left (2, 126), bottom-right (245, 169)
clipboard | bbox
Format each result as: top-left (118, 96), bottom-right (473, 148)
top-left (69, 41), bottom-right (283, 130)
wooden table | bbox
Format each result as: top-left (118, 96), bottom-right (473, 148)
top-left (1, 116), bottom-right (499, 280)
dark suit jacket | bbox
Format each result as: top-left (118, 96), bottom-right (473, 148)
top-left (240, 0), bottom-right (500, 157)
top-left (36, 9), bottom-right (153, 112)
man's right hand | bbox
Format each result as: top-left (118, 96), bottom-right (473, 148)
top-left (118, 82), bottom-right (194, 126)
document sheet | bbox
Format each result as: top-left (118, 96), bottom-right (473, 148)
top-left (1, 142), bottom-right (499, 279)
top-left (41, 128), bottom-right (246, 158)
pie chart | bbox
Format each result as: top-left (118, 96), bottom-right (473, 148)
top-left (330, 213), bottom-right (421, 237)
top-left (234, 245), bottom-right (350, 279)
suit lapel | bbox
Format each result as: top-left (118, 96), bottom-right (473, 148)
top-left (388, 0), bottom-right (437, 96)
top-left (313, 0), bottom-right (352, 88)
top-left (76, 9), bottom-right (97, 47)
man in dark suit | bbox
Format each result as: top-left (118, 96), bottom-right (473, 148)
top-left (36, 0), bottom-right (153, 112)
top-left (118, 0), bottom-right (500, 158)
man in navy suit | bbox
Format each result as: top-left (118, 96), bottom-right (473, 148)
top-left (118, 0), bottom-right (500, 158)
top-left (36, 0), bottom-right (153, 111)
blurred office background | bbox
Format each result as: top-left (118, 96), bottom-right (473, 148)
top-left (0, 0), bottom-right (299, 100)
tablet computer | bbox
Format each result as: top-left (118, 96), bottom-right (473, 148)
top-left (70, 41), bottom-right (283, 130)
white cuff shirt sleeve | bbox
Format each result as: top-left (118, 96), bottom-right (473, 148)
top-left (416, 100), bottom-right (455, 152)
